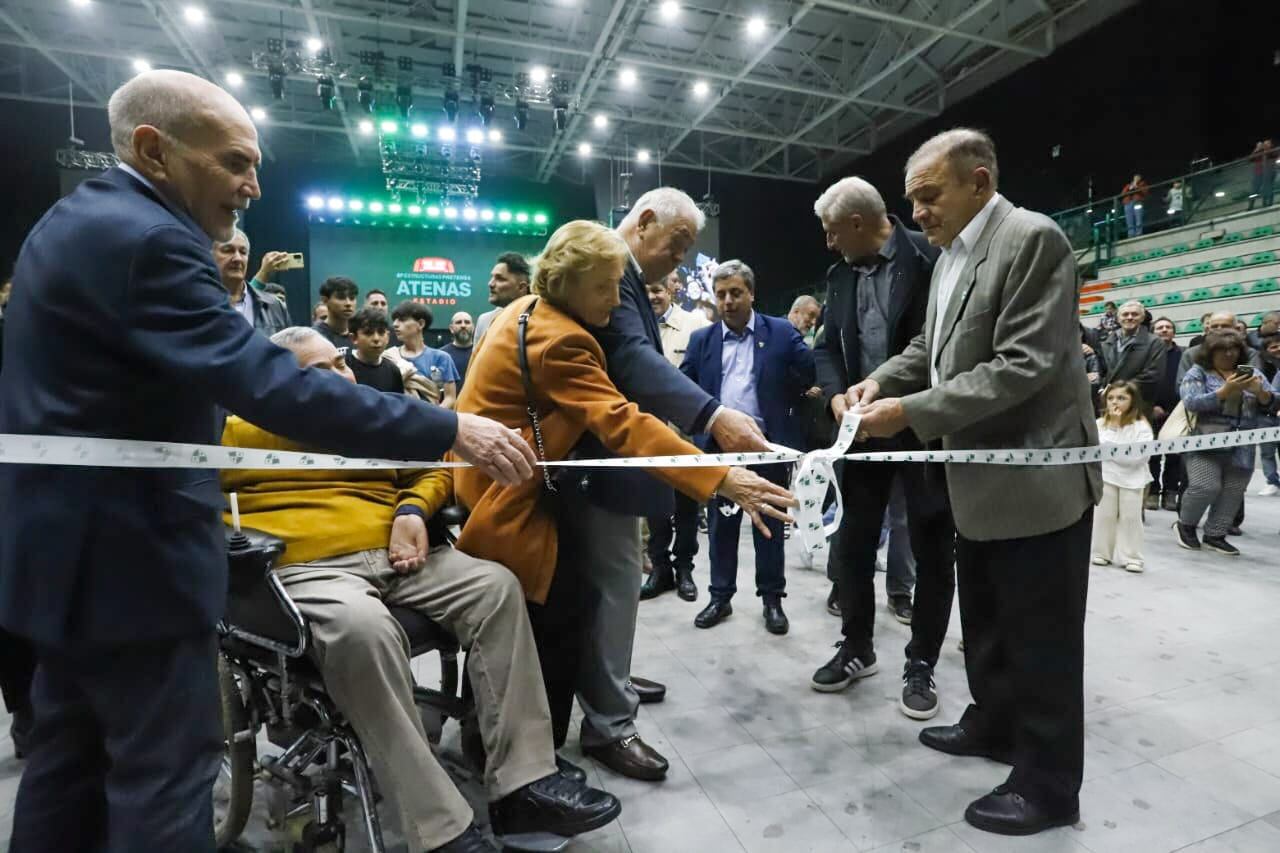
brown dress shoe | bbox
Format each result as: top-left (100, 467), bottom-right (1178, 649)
top-left (583, 734), bottom-right (669, 781)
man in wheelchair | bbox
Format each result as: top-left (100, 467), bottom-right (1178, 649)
top-left (219, 326), bottom-right (620, 853)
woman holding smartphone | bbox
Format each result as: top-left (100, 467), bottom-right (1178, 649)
top-left (1175, 329), bottom-right (1276, 555)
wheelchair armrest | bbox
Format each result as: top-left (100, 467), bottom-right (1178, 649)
top-left (222, 526), bottom-right (308, 657)
top-left (436, 504), bottom-right (470, 528)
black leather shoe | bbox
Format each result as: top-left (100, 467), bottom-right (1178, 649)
top-left (919, 724), bottom-right (1013, 765)
top-left (430, 824), bottom-right (501, 852)
top-left (676, 567), bottom-right (697, 601)
top-left (629, 676), bottom-right (666, 704)
top-left (964, 785), bottom-right (1079, 836)
top-left (640, 568), bottom-right (675, 600)
top-left (489, 771), bottom-right (621, 838)
top-left (694, 599), bottom-right (732, 629)
top-left (762, 596), bottom-right (789, 635)
top-left (583, 734), bottom-right (669, 781)
top-left (556, 754), bottom-right (587, 784)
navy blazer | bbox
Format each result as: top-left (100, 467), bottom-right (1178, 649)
top-left (573, 262), bottom-right (722, 516)
top-left (0, 167), bottom-right (459, 650)
top-left (680, 312), bottom-right (816, 451)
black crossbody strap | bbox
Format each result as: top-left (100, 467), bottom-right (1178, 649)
top-left (517, 299), bottom-right (558, 494)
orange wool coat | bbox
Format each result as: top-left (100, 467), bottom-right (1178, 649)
top-left (453, 294), bottom-right (727, 604)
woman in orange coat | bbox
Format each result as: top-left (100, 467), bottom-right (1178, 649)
top-left (454, 219), bottom-right (793, 744)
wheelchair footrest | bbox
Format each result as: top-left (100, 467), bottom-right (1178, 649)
top-left (494, 831), bottom-right (571, 852)
top-left (413, 685), bottom-right (471, 722)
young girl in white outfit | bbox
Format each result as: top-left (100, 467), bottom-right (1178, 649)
top-left (1091, 380), bottom-right (1154, 572)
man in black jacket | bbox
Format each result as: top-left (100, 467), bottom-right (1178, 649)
top-left (807, 177), bottom-right (957, 723)
top-left (1101, 300), bottom-right (1163, 414)
top-left (213, 229), bottom-right (291, 338)
top-left (1148, 317), bottom-right (1183, 510)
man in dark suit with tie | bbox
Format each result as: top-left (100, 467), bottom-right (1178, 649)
top-left (679, 261), bottom-right (815, 635)
top-left (0, 69), bottom-right (535, 853)
top-left (807, 178), bottom-right (957, 727)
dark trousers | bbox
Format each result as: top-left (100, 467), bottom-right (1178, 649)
top-left (708, 462), bottom-right (788, 602)
top-left (10, 632), bottom-right (223, 853)
top-left (527, 530), bottom-right (594, 749)
top-left (832, 460), bottom-right (956, 667)
top-left (647, 490), bottom-right (700, 574)
top-left (956, 508), bottom-right (1091, 810)
top-left (1148, 454), bottom-right (1183, 496)
top-left (0, 626), bottom-right (35, 713)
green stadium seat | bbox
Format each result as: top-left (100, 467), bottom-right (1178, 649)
top-left (1218, 257), bottom-right (1244, 270)
top-left (1119, 276), bottom-right (1138, 285)
top-left (1251, 226), bottom-right (1275, 239)
top-left (1191, 262), bottom-right (1215, 274)
top-left (1249, 279), bottom-right (1279, 294)
top-left (1225, 232), bottom-right (1244, 243)
top-left (1182, 318), bottom-right (1204, 334)
top-left (1148, 248), bottom-right (1167, 259)
top-left (1189, 288), bottom-right (1214, 301)
top-left (1195, 239), bottom-right (1214, 249)
top-left (1163, 267), bottom-right (1187, 278)
top-left (1138, 295), bottom-right (1157, 307)
top-left (1169, 244), bottom-right (1189, 254)
top-left (1218, 283), bottom-right (1245, 298)
top-left (1246, 251), bottom-right (1277, 265)
top-left (1160, 292), bottom-right (1184, 304)
top-left (1141, 272), bottom-right (1161, 282)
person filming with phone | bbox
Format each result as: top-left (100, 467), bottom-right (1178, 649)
top-left (212, 228), bottom-right (291, 338)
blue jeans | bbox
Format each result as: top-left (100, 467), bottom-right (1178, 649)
top-left (1124, 201), bottom-right (1143, 237)
top-left (1261, 442), bottom-right (1280, 487)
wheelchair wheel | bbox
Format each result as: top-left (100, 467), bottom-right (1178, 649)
top-left (214, 654), bottom-right (256, 848)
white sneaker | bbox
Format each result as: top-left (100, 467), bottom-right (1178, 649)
top-left (1124, 562), bottom-right (1145, 573)
top-left (1091, 556), bottom-right (1110, 566)
top-left (1258, 484), bottom-right (1280, 497)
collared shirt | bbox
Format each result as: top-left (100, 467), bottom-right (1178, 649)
top-left (852, 226), bottom-right (898, 378)
top-left (660, 305), bottom-right (674, 325)
top-left (1117, 327), bottom-right (1140, 354)
top-left (118, 162), bottom-right (162, 197)
top-left (230, 287), bottom-right (255, 327)
top-left (719, 311), bottom-right (764, 430)
top-left (930, 192), bottom-right (1003, 385)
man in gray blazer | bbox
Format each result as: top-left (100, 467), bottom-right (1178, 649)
top-left (853, 129), bottom-right (1101, 837)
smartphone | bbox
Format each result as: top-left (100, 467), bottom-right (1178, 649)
top-left (1234, 364), bottom-right (1253, 377)
top-left (283, 252), bottom-right (305, 270)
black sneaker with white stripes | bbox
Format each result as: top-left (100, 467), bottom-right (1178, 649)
top-left (811, 642), bottom-right (877, 693)
top-left (899, 659), bottom-right (939, 720)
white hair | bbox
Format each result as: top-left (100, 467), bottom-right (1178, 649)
top-left (214, 228), bottom-right (250, 251)
top-left (813, 176), bottom-right (886, 223)
top-left (619, 187), bottom-right (706, 233)
top-left (1119, 300), bottom-right (1145, 312)
top-left (106, 69), bottom-right (214, 160)
top-left (712, 259), bottom-right (755, 292)
top-left (270, 326), bottom-right (324, 351)
top-left (790, 294), bottom-right (821, 313)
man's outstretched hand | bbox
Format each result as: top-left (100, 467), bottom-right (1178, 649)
top-left (452, 412), bottom-right (537, 486)
top-left (710, 407), bottom-right (769, 453)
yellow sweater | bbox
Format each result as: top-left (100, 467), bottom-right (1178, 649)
top-left (220, 416), bottom-right (452, 567)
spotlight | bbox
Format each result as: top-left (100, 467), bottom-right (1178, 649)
top-left (132, 58), bottom-right (151, 74)
top-left (71, 0), bottom-right (91, 7)
top-left (534, 213), bottom-right (548, 224)
top-left (410, 122), bottom-right (429, 138)
top-left (463, 207), bottom-right (478, 222)
top-left (268, 68), bottom-right (286, 100)
top-left (530, 65), bottom-right (549, 85)
top-left (553, 107), bottom-right (568, 133)
top-left (327, 196), bottom-right (344, 211)
top-left (408, 204), bottom-right (422, 216)
top-left (225, 70), bottom-right (244, 88)
top-left (660, 1), bottom-right (679, 21)
top-left (395, 83), bottom-right (414, 118)
top-left (348, 199), bottom-right (364, 211)
top-left (183, 5), bottom-right (205, 25)
top-left (577, 142), bottom-right (592, 157)
top-left (369, 201), bottom-right (384, 213)
top-left (444, 206), bottom-right (459, 219)
top-left (593, 113), bottom-right (608, 130)
top-left (516, 212), bottom-right (529, 223)
top-left (499, 210), bottom-right (513, 222)
top-left (356, 77), bottom-right (375, 112)
top-left (1214, 190), bottom-right (1226, 198)
top-left (426, 205), bottom-right (441, 217)
top-left (466, 127), bottom-right (484, 145)
top-left (479, 94), bottom-right (496, 126)
top-left (306, 37), bottom-right (323, 54)
top-left (380, 119), bottom-right (399, 134)
top-left (746, 16), bottom-right (766, 38)
top-left (443, 90), bottom-right (460, 123)
top-left (388, 203), bottom-right (403, 214)
top-left (306, 195), bottom-right (325, 210)
top-left (488, 129), bottom-right (503, 143)
top-left (250, 106), bottom-right (267, 122)
top-left (358, 119), bottom-right (374, 135)
top-left (692, 79), bottom-right (709, 98)
top-left (619, 67), bottom-right (637, 88)
top-left (438, 126), bottom-right (457, 142)
top-left (481, 209), bottom-right (495, 221)
top-left (636, 148), bottom-right (651, 163)
top-left (316, 76), bottom-right (336, 110)
top-left (398, 56), bottom-right (414, 73)
top-left (514, 99), bottom-right (530, 131)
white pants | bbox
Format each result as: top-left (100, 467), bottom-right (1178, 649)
top-left (1091, 483), bottom-right (1145, 568)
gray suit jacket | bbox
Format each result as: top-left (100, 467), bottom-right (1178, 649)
top-left (869, 196), bottom-right (1101, 541)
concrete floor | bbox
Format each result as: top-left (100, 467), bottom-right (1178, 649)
top-left (3, 474), bottom-right (1280, 852)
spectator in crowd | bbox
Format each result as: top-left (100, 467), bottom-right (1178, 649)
top-left (388, 301), bottom-right (461, 409)
top-left (313, 275), bottom-right (359, 354)
top-left (212, 229), bottom-right (290, 338)
top-left (1098, 301), bottom-right (1120, 341)
top-left (1179, 311), bottom-right (1247, 381)
top-left (1101, 300), bottom-right (1164, 413)
top-left (453, 220), bottom-right (793, 769)
top-left (474, 252), bottom-right (531, 342)
top-left (1252, 333), bottom-right (1280, 496)
top-left (1081, 324), bottom-right (1105, 401)
top-left (808, 175), bottom-right (955, 723)
top-left (1165, 179), bottom-right (1186, 227)
top-left (365, 289), bottom-right (389, 311)
top-left (1121, 173), bottom-right (1149, 237)
top-left (441, 311), bottom-right (475, 387)
top-left (224, 326), bottom-right (620, 853)
top-left (261, 281), bottom-right (288, 307)
top-left (1246, 311), bottom-right (1280, 351)
top-left (680, 260), bottom-right (815, 635)
top-left (788, 294), bottom-right (822, 347)
top-left (1249, 139), bottom-right (1276, 210)
top-left (1091, 381), bottom-right (1154, 572)
top-left (345, 308), bottom-right (405, 394)
top-left (312, 301), bottom-right (328, 324)
top-left (855, 128), bottom-right (1100, 836)
top-left (642, 270), bottom-right (711, 602)
top-left (247, 247), bottom-right (295, 292)
top-left (1176, 330), bottom-right (1275, 555)
top-left (1149, 317), bottom-right (1184, 510)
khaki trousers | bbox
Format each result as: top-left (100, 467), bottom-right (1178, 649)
top-left (277, 546), bottom-right (557, 850)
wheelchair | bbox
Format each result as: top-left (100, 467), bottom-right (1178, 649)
top-left (214, 508), bottom-right (570, 853)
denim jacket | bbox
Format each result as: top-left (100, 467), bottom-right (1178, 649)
top-left (1180, 365), bottom-right (1279, 469)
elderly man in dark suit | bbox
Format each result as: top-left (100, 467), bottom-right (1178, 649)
top-left (855, 129), bottom-right (1101, 836)
top-left (1100, 299), bottom-right (1163, 411)
top-left (561, 188), bottom-right (770, 782)
top-left (807, 177), bottom-right (957, 726)
top-left (0, 69), bottom-right (534, 853)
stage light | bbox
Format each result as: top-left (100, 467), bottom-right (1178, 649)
top-left (463, 207), bottom-right (478, 221)
top-left (534, 213), bottom-right (548, 224)
top-left (619, 67), bottom-right (637, 88)
top-left (348, 199), bottom-right (364, 211)
top-left (427, 205), bottom-right (441, 217)
top-left (316, 76), bottom-right (336, 110)
top-left (357, 77), bottom-right (375, 112)
top-left (692, 80), bottom-right (709, 98)
top-left (327, 196), bottom-right (344, 211)
top-left (132, 58), bottom-right (151, 74)
top-left (438, 126), bottom-right (457, 142)
top-left (369, 201), bottom-right (385, 214)
top-left (499, 210), bottom-right (513, 222)
top-left (746, 16), bottom-right (766, 38)
top-left (516, 212), bottom-right (530, 223)
top-left (396, 83), bottom-right (414, 118)
top-left (444, 206), bottom-right (459, 219)
top-left (306, 195), bottom-right (325, 210)
top-left (479, 94), bottom-right (496, 126)
top-left (358, 119), bottom-right (374, 135)
top-left (250, 106), bottom-right (267, 122)
top-left (514, 99), bottom-right (530, 131)
top-left (408, 204), bottom-right (422, 216)
top-left (389, 203), bottom-right (403, 214)
top-left (183, 5), bottom-right (205, 25)
top-left (660, 1), bottom-right (679, 21)
top-left (1215, 190), bottom-right (1226, 198)
top-left (443, 90), bottom-right (460, 123)
top-left (268, 68), bottom-right (286, 100)
top-left (481, 209), bottom-right (495, 221)
top-left (577, 142), bottom-right (592, 157)
top-left (488, 129), bottom-right (503, 143)
top-left (463, 127), bottom-right (482, 145)
top-left (380, 119), bottom-right (399, 134)
top-left (593, 113), bottom-right (608, 130)
top-left (553, 107), bottom-right (569, 133)
top-left (225, 70), bottom-right (243, 88)
top-left (410, 122), bottom-right (429, 138)
top-left (530, 66), bottom-right (549, 85)
top-left (306, 37), bottom-right (323, 54)
top-left (71, 0), bottom-right (91, 8)
top-left (636, 148), bottom-right (651, 163)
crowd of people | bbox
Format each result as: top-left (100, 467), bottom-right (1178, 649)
top-left (1, 65), bottom-right (1277, 853)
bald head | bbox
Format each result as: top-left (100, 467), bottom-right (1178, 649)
top-left (449, 310), bottom-right (475, 346)
top-left (107, 69), bottom-right (262, 242)
top-left (1206, 311), bottom-right (1237, 333)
